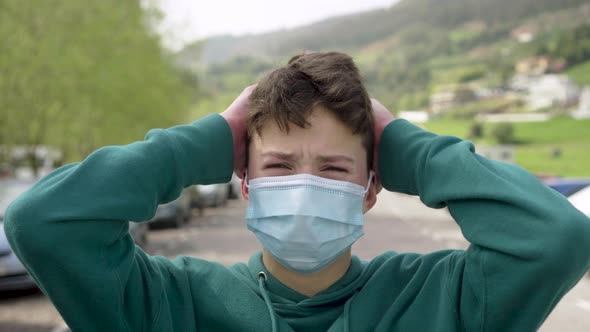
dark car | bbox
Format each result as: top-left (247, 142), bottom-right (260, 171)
top-left (148, 186), bottom-right (200, 228)
top-left (196, 183), bottom-right (229, 208)
top-left (0, 179), bottom-right (38, 291)
top-left (0, 179), bottom-right (150, 291)
top-left (543, 178), bottom-right (590, 197)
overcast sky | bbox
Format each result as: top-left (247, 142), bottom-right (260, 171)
top-left (149, 0), bottom-right (398, 50)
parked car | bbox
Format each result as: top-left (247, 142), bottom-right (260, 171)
top-left (543, 178), bottom-right (590, 197)
top-left (568, 185), bottom-right (590, 217)
top-left (544, 177), bottom-right (590, 218)
top-left (0, 179), bottom-right (38, 291)
top-left (148, 186), bottom-right (198, 228)
top-left (0, 221), bottom-right (37, 291)
top-left (197, 183), bottom-right (229, 207)
top-left (227, 173), bottom-right (242, 199)
top-left (0, 179), bottom-right (150, 291)
top-left (560, 181), bottom-right (590, 276)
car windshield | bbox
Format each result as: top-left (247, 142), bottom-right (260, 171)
top-left (0, 181), bottom-right (34, 217)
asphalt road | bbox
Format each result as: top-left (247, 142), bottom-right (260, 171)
top-left (1, 192), bottom-right (589, 331)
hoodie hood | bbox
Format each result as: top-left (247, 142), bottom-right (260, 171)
top-left (229, 251), bottom-right (383, 331)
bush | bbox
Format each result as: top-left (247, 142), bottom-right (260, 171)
top-left (468, 122), bottom-right (484, 139)
top-left (491, 122), bottom-right (515, 144)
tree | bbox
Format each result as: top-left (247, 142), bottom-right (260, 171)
top-left (491, 122), bottom-right (515, 144)
top-left (0, 0), bottom-right (193, 174)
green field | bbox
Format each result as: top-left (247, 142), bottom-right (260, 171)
top-left (422, 117), bottom-right (590, 176)
top-left (566, 60), bottom-right (590, 86)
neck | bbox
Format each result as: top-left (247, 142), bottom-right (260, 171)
top-left (261, 248), bottom-right (352, 298)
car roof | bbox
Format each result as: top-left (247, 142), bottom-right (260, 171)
top-left (568, 186), bottom-right (590, 216)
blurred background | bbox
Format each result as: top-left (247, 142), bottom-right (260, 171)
top-left (1, 0), bottom-right (590, 177)
top-left (1, 0), bottom-right (590, 331)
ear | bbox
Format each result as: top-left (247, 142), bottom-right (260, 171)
top-left (363, 175), bottom-right (378, 213)
top-left (241, 173), bottom-right (249, 201)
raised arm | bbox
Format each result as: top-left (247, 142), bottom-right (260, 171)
top-left (4, 87), bottom-right (252, 330)
top-left (374, 106), bottom-right (590, 330)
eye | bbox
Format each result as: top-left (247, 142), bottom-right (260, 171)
top-left (265, 163), bottom-right (291, 170)
top-left (322, 166), bottom-right (347, 173)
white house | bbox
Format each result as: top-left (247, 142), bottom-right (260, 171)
top-left (430, 91), bottom-right (456, 114)
top-left (527, 75), bottom-right (580, 110)
top-left (511, 26), bottom-right (537, 43)
top-left (571, 86), bottom-right (590, 119)
top-left (510, 74), bottom-right (538, 93)
top-left (399, 110), bottom-right (429, 123)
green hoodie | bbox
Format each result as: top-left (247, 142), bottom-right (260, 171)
top-left (5, 114), bottom-right (590, 331)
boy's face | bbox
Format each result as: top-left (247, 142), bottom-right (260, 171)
top-left (242, 105), bottom-right (377, 213)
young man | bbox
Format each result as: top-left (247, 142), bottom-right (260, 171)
top-left (5, 52), bottom-right (590, 331)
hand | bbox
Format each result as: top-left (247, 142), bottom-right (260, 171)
top-left (220, 85), bottom-right (257, 178)
top-left (371, 98), bottom-right (395, 192)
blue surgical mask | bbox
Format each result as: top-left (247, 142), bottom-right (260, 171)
top-left (246, 172), bottom-right (373, 274)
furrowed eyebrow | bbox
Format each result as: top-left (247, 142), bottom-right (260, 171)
top-left (260, 152), bottom-right (296, 160)
top-left (260, 152), bottom-right (355, 164)
top-left (317, 155), bottom-right (355, 164)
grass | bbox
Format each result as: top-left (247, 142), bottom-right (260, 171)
top-left (516, 143), bottom-right (589, 176)
top-left (421, 119), bottom-right (472, 138)
top-left (422, 117), bottom-right (590, 177)
top-left (431, 64), bottom-right (487, 86)
top-left (566, 60), bottom-right (590, 86)
top-left (189, 98), bottom-right (590, 177)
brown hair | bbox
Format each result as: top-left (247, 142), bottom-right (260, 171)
top-left (248, 51), bottom-right (374, 168)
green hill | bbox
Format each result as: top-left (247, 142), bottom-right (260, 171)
top-left (179, 0), bottom-right (590, 114)
top-left (178, 0), bottom-right (589, 65)
top-left (177, 0), bottom-right (590, 177)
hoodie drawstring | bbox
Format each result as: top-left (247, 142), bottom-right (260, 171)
top-left (258, 271), bottom-right (278, 332)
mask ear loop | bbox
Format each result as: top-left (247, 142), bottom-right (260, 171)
top-left (363, 171), bottom-right (374, 194)
top-left (244, 171), bottom-right (250, 189)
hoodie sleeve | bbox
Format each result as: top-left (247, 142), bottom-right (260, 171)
top-left (378, 119), bottom-right (590, 331)
top-left (3, 114), bottom-right (234, 331)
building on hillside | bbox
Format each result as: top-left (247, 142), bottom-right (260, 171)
top-left (548, 58), bottom-right (568, 73)
top-left (398, 110), bottom-right (429, 123)
top-left (515, 56), bottom-right (568, 76)
top-left (430, 87), bottom-right (478, 115)
top-left (510, 74), bottom-right (535, 93)
top-left (571, 87), bottom-right (590, 119)
top-left (511, 25), bottom-right (537, 43)
top-left (430, 91), bottom-right (456, 114)
top-left (527, 75), bottom-right (580, 110)
top-left (515, 56), bottom-right (550, 76)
